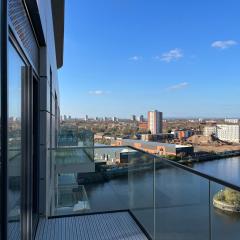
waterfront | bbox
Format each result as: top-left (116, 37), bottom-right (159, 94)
top-left (57, 154), bottom-right (240, 239)
top-left (82, 156), bottom-right (240, 239)
top-left (193, 156), bottom-right (240, 187)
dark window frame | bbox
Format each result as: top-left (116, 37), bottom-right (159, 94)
top-left (8, 28), bottom-right (40, 240)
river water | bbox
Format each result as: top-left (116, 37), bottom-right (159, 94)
top-left (193, 156), bottom-right (240, 187)
top-left (59, 150), bottom-right (240, 239)
top-left (80, 156), bottom-right (240, 239)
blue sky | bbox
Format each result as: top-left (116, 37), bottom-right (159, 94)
top-left (59, 0), bottom-right (240, 118)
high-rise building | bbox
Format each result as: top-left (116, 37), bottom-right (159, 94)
top-left (148, 110), bottom-right (163, 134)
top-left (139, 115), bottom-right (144, 122)
top-left (132, 115), bottom-right (136, 121)
top-left (85, 115), bottom-right (88, 121)
top-left (112, 117), bottom-right (117, 122)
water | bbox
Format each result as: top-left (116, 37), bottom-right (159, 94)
top-left (60, 155), bottom-right (240, 239)
top-left (85, 156), bottom-right (240, 239)
top-left (193, 156), bottom-right (240, 187)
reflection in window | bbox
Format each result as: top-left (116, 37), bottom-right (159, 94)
top-left (8, 42), bottom-right (25, 239)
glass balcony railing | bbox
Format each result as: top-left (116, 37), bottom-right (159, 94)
top-left (48, 145), bottom-right (240, 240)
top-left (55, 184), bottom-right (90, 215)
top-left (58, 126), bottom-right (94, 149)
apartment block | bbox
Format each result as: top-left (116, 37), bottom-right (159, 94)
top-left (203, 126), bottom-right (217, 137)
top-left (204, 125), bottom-right (240, 143)
top-left (148, 110), bottom-right (163, 134)
top-left (217, 125), bottom-right (240, 143)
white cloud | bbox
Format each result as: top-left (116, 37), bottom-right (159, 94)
top-left (129, 56), bottom-right (143, 61)
top-left (211, 40), bottom-right (238, 49)
top-left (167, 82), bottom-right (189, 91)
top-left (155, 48), bottom-right (183, 63)
top-left (88, 90), bottom-right (110, 95)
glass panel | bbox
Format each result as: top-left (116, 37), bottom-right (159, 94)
top-left (55, 184), bottom-right (90, 215)
top-left (88, 146), bottom-right (129, 212)
top-left (154, 160), bottom-right (209, 240)
top-left (211, 182), bottom-right (240, 240)
top-left (8, 42), bottom-right (25, 239)
top-left (51, 146), bottom-right (130, 216)
top-left (58, 125), bottom-right (78, 146)
top-left (57, 126), bottom-right (94, 148)
top-left (128, 151), bottom-right (155, 238)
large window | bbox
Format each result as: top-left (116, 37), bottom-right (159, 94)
top-left (8, 42), bottom-right (25, 239)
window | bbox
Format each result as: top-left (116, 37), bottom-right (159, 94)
top-left (8, 42), bottom-right (25, 239)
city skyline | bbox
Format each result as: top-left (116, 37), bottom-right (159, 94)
top-left (59, 0), bottom-right (240, 118)
top-left (60, 113), bottom-right (240, 121)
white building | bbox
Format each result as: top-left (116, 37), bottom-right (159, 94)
top-left (112, 117), bottom-right (118, 122)
top-left (224, 118), bottom-right (239, 124)
top-left (204, 125), bottom-right (240, 143)
top-left (148, 110), bottom-right (163, 134)
top-left (203, 126), bottom-right (217, 137)
top-left (216, 125), bottom-right (240, 143)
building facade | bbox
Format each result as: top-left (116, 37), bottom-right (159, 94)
top-left (148, 110), bottom-right (163, 134)
top-left (0, 0), bottom-right (64, 239)
top-left (138, 115), bottom-right (144, 122)
top-left (141, 133), bottom-right (174, 142)
top-left (203, 126), bottom-right (217, 137)
top-left (224, 118), bottom-right (239, 124)
top-left (217, 125), bottom-right (240, 143)
top-left (112, 139), bottom-right (194, 156)
top-left (203, 125), bottom-right (240, 143)
top-left (138, 121), bottom-right (148, 131)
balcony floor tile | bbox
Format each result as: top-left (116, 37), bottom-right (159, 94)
top-left (35, 211), bottom-right (148, 240)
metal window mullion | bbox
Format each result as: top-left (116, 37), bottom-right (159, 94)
top-left (21, 65), bottom-right (33, 240)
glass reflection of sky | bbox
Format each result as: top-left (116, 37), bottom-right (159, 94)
top-left (8, 43), bottom-right (24, 119)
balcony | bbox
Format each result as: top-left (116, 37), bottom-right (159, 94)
top-left (36, 143), bottom-right (240, 240)
top-left (35, 211), bottom-right (148, 240)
